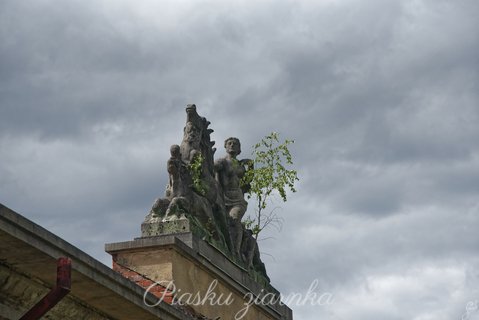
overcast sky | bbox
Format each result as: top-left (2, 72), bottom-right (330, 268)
top-left (1, 0), bottom-right (479, 319)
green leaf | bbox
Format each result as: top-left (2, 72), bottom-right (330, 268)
top-left (242, 131), bottom-right (299, 239)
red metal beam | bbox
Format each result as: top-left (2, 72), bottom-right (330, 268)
top-left (19, 257), bottom-right (72, 320)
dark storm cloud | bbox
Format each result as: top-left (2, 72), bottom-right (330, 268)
top-left (1, 0), bottom-right (479, 319)
top-left (0, 0), bottom-right (206, 139)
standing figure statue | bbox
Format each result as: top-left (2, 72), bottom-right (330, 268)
top-left (163, 144), bottom-right (191, 220)
top-left (215, 137), bottom-right (252, 259)
top-left (166, 144), bottom-right (183, 199)
top-left (145, 104), bottom-right (270, 282)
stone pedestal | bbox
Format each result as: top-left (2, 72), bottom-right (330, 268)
top-left (141, 216), bottom-right (190, 237)
top-left (105, 227), bottom-right (293, 320)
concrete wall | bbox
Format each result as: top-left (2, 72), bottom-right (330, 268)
top-left (0, 203), bottom-right (195, 320)
top-left (106, 235), bottom-right (293, 320)
top-left (0, 262), bottom-right (109, 320)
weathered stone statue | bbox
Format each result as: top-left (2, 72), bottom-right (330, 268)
top-left (144, 104), bottom-right (268, 282)
top-left (215, 137), bottom-right (251, 259)
top-left (163, 144), bottom-right (189, 219)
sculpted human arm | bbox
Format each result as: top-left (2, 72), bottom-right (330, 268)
top-left (214, 158), bottom-right (226, 188)
top-left (240, 159), bottom-right (253, 168)
top-left (214, 158), bottom-right (225, 172)
top-left (239, 159), bottom-right (253, 194)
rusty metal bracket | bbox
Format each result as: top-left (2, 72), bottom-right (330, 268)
top-left (19, 257), bottom-right (72, 320)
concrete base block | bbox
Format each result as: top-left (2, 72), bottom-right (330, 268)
top-left (141, 216), bottom-right (190, 237)
top-left (105, 233), bottom-right (293, 320)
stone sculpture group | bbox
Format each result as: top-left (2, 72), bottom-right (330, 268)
top-left (144, 104), bottom-right (268, 281)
